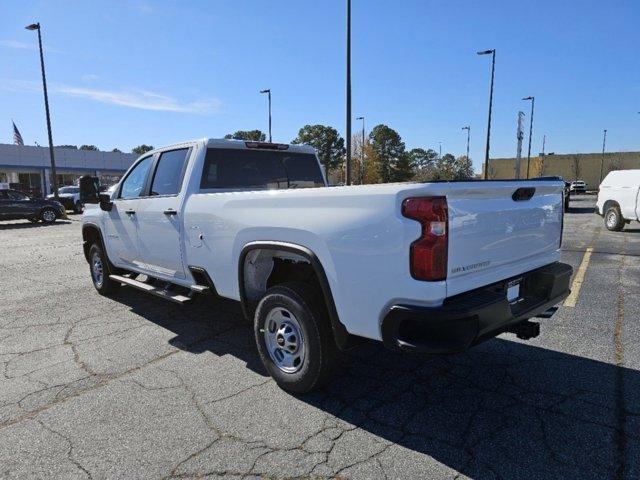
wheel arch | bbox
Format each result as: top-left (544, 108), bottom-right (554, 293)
top-left (82, 223), bottom-right (120, 274)
top-left (238, 241), bottom-right (352, 350)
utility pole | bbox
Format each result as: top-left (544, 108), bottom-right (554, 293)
top-left (26, 22), bottom-right (58, 198)
top-left (522, 96), bottom-right (535, 178)
top-left (356, 116), bottom-right (365, 184)
top-left (438, 142), bottom-right (442, 159)
top-left (462, 126), bottom-right (470, 161)
top-left (599, 129), bottom-right (607, 183)
top-left (260, 89), bottom-right (272, 142)
top-left (477, 49), bottom-right (496, 179)
top-left (542, 134), bottom-right (546, 156)
top-left (345, 0), bottom-right (352, 185)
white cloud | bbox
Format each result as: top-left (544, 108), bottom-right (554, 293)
top-left (56, 85), bottom-right (221, 113)
top-left (81, 74), bottom-right (100, 82)
top-left (0, 39), bottom-right (63, 53)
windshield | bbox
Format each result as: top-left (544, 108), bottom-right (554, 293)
top-left (59, 186), bottom-right (79, 194)
top-left (200, 148), bottom-right (325, 190)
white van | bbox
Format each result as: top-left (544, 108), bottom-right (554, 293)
top-left (596, 169), bottom-right (640, 231)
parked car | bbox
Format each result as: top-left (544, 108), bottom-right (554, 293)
top-left (80, 139), bottom-right (572, 392)
top-left (569, 180), bottom-right (587, 194)
top-left (596, 169), bottom-right (640, 231)
top-left (0, 188), bottom-right (65, 223)
top-left (47, 186), bottom-right (83, 213)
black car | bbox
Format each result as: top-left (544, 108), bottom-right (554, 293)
top-left (0, 189), bottom-right (66, 223)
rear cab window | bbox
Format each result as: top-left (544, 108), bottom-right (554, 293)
top-left (200, 148), bottom-right (325, 191)
top-left (150, 148), bottom-right (190, 196)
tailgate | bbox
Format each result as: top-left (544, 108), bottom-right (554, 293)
top-left (445, 181), bottom-right (564, 296)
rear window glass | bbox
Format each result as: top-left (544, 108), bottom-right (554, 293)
top-left (200, 148), bottom-right (324, 190)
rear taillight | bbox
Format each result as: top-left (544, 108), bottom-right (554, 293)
top-left (402, 196), bottom-right (448, 281)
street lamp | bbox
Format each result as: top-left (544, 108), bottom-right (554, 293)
top-left (356, 116), bottom-right (364, 184)
top-left (345, 0), bottom-right (352, 185)
top-left (462, 126), bottom-right (470, 161)
top-left (599, 129), bottom-right (607, 183)
top-left (477, 49), bottom-right (496, 180)
top-left (522, 96), bottom-right (535, 178)
top-left (438, 141), bottom-right (442, 159)
top-left (26, 22), bottom-right (58, 199)
top-left (259, 89), bottom-right (272, 142)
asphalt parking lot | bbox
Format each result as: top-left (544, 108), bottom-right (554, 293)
top-left (1, 194), bottom-right (638, 479)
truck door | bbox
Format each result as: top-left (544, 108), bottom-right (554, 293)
top-left (105, 155), bottom-right (155, 268)
top-left (134, 148), bottom-right (191, 280)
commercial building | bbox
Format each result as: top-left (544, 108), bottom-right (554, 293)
top-left (0, 144), bottom-right (137, 197)
top-left (485, 151), bottom-right (640, 190)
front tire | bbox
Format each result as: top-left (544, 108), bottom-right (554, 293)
top-left (254, 282), bottom-right (338, 393)
top-left (40, 207), bottom-right (57, 223)
top-left (605, 205), bottom-right (624, 231)
top-left (73, 201), bottom-right (83, 214)
top-left (89, 243), bottom-right (120, 295)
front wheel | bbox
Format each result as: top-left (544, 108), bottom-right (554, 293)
top-left (88, 243), bottom-right (120, 295)
top-left (605, 206), bottom-right (624, 231)
top-left (40, 207), bottom-right (57, 223)
top-left (254, 282), bottom-right (338, 393)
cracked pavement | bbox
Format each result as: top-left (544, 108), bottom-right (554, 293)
top-left (0, 195), bottom-right (638, 479)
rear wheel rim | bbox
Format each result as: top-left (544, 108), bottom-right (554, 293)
top-left (264, 307), bottom-right (306, 374)
top-left (606, 210), bottom-right (617, 228)
top-left (42, 210), bottom-right (56, 222)
top-left (91, 251), bottom-right (104, 288)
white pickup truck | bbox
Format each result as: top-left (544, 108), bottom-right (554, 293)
top-left (596, 169), bottom-right (640, 231)
top-left (80, 138), bottom-right (572, 392)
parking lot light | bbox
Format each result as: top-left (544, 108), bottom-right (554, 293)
top-left (477, 49), bottom-right (496, 180)
top-left (25, 22), bottom-right (59, 199)
top-left (522, 96), bottom-right (535, 179)
top-left (259, 89), bottom-right (272, 142)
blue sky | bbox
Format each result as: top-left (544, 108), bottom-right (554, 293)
top-left (2, 0), bottom-right (639, 171)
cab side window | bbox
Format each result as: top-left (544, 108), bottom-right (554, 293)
top-left (149, 148), bottom-right (189, 196)
top-left (120, 156), bottom-right (154, 199)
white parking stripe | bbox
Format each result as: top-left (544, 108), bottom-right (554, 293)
top-left (563, 247), bottom-right (593, 307)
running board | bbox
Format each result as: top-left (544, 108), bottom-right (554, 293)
top-left (109, 274), bottom-right (191, 304)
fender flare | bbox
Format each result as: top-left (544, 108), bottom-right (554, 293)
top-left (82, 223), bottom-right (118, 275)
top-left (238, 241), bottom-right (352, 350)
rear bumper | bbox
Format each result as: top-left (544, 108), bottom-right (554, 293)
top-left (381, 262), bottom-right (573, 353)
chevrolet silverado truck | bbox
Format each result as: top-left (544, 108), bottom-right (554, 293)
top-left (80, 138), bottom-right (572, 392)
top-left (596, 169), bottom-right (640, 231)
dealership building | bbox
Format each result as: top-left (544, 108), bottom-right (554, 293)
top-left (0, 143), bottom-right (137, 197)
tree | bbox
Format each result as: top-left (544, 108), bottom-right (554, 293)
top-left (132, 145), bottom-right (154, 155)
top-left (57, 144), bottom-right (77, 149)
top-left (80, 145), bottom-right (98, 151)
top-left (224, 130), bottom-right (266, 141)
top-left (431, 153), bottom-right (474, 181)
top-left (409, 148), bottom-right (437, 171)
top-left (361, 141), bottom-right (381, 184)
top-left (111, 148), bottom-right (122, 153)
top-left (391, 152), bottom-right (415, 182)
top-left (292, 124), bottom-right (345, 174)
top-left (369, 124), bottom-right (406, 183)
top-left (570, 154), bottom-right (582, 180)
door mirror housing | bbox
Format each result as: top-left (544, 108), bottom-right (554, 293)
top-left (79, 175), bottom-right (100, 204)
top-left (99, 193), bottom-right (113, 212)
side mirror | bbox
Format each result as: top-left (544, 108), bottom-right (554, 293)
top-left (79, 175), bottom-right (100, 204)
top-left (99, 193), bottom-right (113, 212)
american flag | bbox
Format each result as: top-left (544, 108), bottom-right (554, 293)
top-left (12, 121), bottom-right (24, 146)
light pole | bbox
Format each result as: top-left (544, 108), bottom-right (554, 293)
top-left (462, 126), bottom-right (470, 161)
top-left (356, 116), bottom-right (365, 184)
top-left (345, 0), bottom-right (352, 185)
top-left (522, 96), bottom-right (535, 178)
top-left (599, 129), bottom-right (607, 183)
top-left (438, 142), bottom-right (442, 159)
top-left (477, 49), bottom-right (496, 180)
top-left (260, 89), bottom-right (272, 142)
top-left (542, 134), bottom-right (546, 155)
top-left (26, 22), bottom-right (58, 199)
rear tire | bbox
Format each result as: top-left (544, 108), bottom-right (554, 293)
top-left (605, 205), bottom-right (624, 231)
top-left (73, 201), bottom-right (83, 214)
top-left (40, 207), bottom-right (57, 223)
top-left (254, 281), bottom-right (338, 393)
top-left (89, 243), bottom-right (120, 295)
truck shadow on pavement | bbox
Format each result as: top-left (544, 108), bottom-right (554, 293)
top-left (115, 289), bottom-right (638, 480)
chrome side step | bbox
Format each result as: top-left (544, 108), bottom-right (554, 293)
top-left (190, 284), bottom-right (209, 294)
top-left (109, 274), bottom-right (191, 304)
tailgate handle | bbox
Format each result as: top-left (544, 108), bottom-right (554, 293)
top-left (512, 187), bottom-right (535, 201)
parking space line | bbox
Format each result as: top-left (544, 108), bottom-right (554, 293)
top-left (564, 247), bottom-right (593, 307)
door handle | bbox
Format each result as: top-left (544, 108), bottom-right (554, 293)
top-left (163, 209), bottom-right (178, 216)
top-left (125, 209), bottom-right (136, 215)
